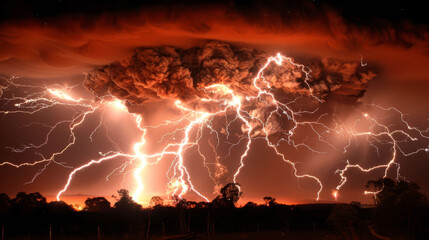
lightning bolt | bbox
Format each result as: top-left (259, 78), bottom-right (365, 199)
top-left (0, 51), bottom-right (428, 205)
top-left (335, 107), bottom-right (429, 198)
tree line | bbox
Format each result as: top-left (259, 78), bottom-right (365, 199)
top-left (0, 179), bottom-right (428, 239)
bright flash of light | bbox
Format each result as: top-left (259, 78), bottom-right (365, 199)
top-left (108, 99), bottom-right (128, 112)
top-left (48, 88), bottom-right (82, 102)
top-left (0, 52), bottom-right (428, 204)
top-left (332, 190), bottom-right (338, 201)
top-left (72, 204), bottom-right (83, 211)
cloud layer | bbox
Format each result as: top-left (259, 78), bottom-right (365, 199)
top-left (0, 2), bottom-right (427, 81)
top-left (84, 41), bottom-right (375, 104)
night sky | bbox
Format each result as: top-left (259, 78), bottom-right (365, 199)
top-left (0, 0), bottom-right (428, 206)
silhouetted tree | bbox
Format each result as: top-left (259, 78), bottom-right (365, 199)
top-left (219, 183), bottom-right (242, 207)
top-left (366, 178), bottom-right (428, 237)
top-left (173, 195), bottom-right (188, 208)
top-left (114, 189), bottom-right (141, 211)
top-left (10, 192), bottom-right (47, 216)
top-left (48, 201), bottom-right (74, 213)
top-left (149, 196), bottom-right (164, 207)
top-left (84, 197), bottom-right (111, 212)
top-left (11, 192), bottom-right (46, 207)
top-left (263, 196), bottom-right (277, 206)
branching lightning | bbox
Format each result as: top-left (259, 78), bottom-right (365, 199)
top-left (0, 52), bottom-right (428, 204)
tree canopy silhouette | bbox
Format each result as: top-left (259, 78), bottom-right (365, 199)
top-left (211, 183), bottom-right (242, 208)
top-left (149, 196), bottom-right (164, 207)
top-left (114, 189), bottom-right (142, 211)
top-left (47, 201), bottom-right (74, 213)
top-left (84, 197), bottom-right (111, 212)
top-left (366, 178), bottom-right (427, 207)
top-left (10, 192), bottom-right (47, 215)
top-left (263, 196), bottom-right (276, 206)
top-left (11, 192), bottom-right (46, 207)
top-left (220, 183), bottom-right (242, 207)
top-left (366, 178), bottom-right (428, 237)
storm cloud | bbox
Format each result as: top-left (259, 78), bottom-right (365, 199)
top-left (84, 41), bottom-right (375, 104)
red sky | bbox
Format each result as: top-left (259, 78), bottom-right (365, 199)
top-left (0, 3), bottom-right (429, 206)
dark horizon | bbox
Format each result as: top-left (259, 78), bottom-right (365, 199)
top-left (0, 179), bottom-right (428, 239)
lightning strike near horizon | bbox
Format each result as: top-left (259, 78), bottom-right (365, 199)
top-left (0, 50), bottom-right (428, 204)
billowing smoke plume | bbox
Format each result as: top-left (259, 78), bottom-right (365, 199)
top-left (85, 41), bottom-right (375, 104)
